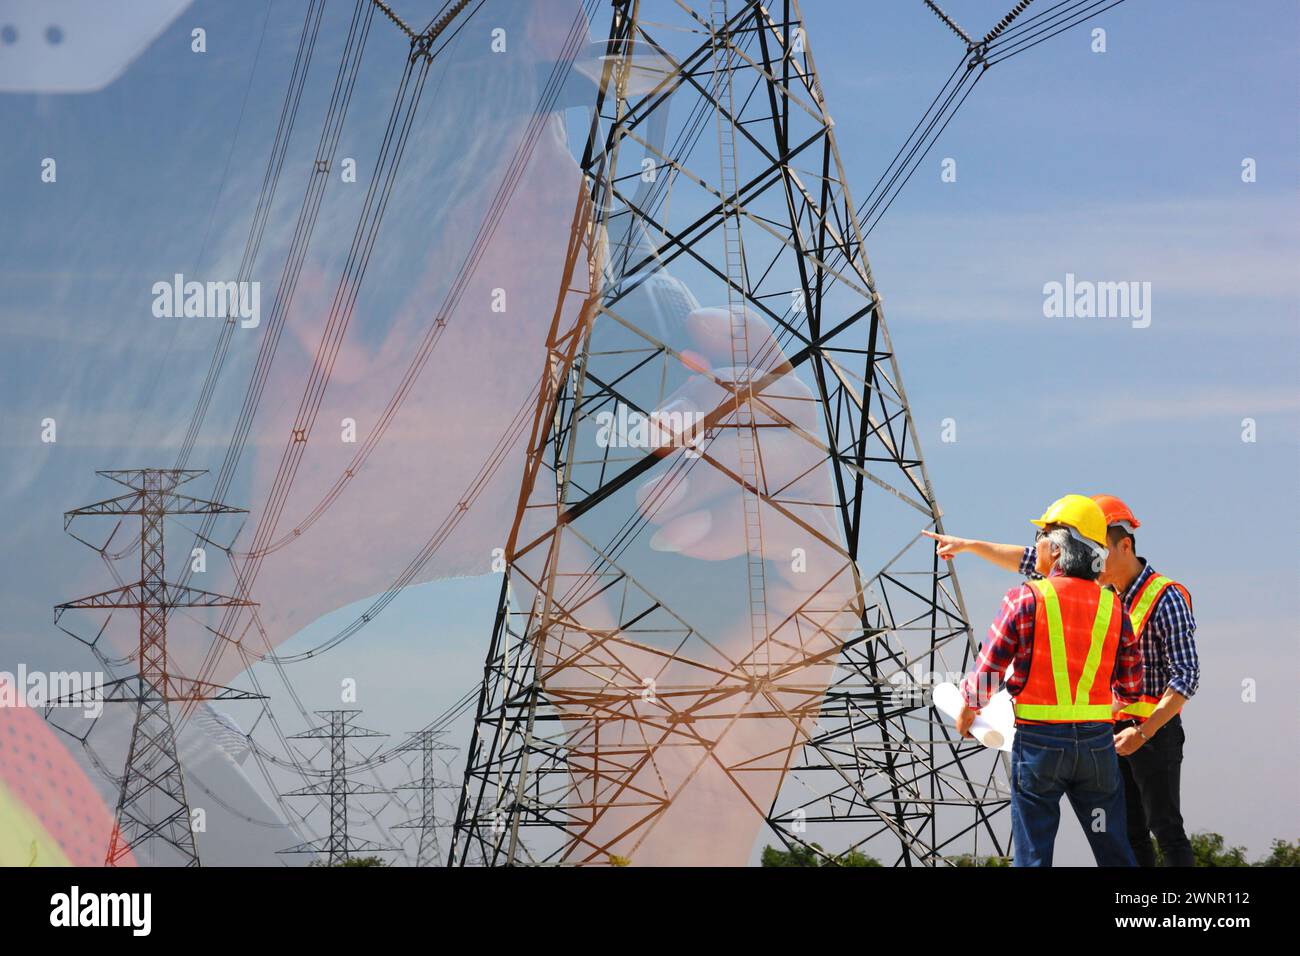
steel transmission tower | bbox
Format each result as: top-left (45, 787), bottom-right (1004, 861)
top-left (393, 730), bottom-right (457, 867)
top-left (452, 0), bottom-right (1009, 866)
top-left (54, 469), bottom-right (262, 867)
top-left (280, 710), bottom-right (394, 865)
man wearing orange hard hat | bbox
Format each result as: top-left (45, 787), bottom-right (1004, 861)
top-left (926, 493), bottom-right (1199, 868)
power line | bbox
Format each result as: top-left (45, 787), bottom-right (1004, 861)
top-left (142, 0), bottom-right (279, 421)
top-left (180, 1), bottom-right (486, 725)
top-left (173, 0), bottom-right (331, 471)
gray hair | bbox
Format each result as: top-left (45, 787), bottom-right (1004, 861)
top-left (1046, 527), bottom-right (1102, 580)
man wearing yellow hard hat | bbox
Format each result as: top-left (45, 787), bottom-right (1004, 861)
top-left (927, 493), bottom-right (1198, 867)
top-left (952, 494), bottom-right (1143, 866)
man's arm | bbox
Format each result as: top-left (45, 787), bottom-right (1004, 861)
top-left (1124, 587), bottom-right (1197, 746)
top-left (1139, 689), bottom-right (1188, 737)
top-left (956, 584), bottom-right (1033, 736)
top-left (922, 531), bottom-right (1035, 576)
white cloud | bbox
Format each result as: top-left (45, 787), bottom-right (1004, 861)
top-left (878, 195), bottom-right (1300, 325)
top-left (1045, 385), bottom-right (1300, 429)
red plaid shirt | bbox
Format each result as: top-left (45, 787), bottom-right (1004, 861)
top-left (960, 570), bottom-right (1143, 714)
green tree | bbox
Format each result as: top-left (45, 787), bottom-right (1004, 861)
top-left (833, 849), bottom-right (883, 867)
top-left (1254, 839), bottom-right (1300, 867)
top-left (1153, 832), bottom-right (1300, 867)
top-left (309, 854), bottom-right (387, 867)
top-left (764, 834), bottom-right (1300, 868)
top-left (948, 853), bottom-right (1011, 867)
top-left (760, 843), bottom-right (881, 867)
top-left (761, 843), bottom-right (822, 867)
top-left (1183, 832), bottom-right (1249, 867)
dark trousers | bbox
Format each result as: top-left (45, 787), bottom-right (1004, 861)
top-left (1010, 721), bottom-right (1136, 867)
top-left (1118, 714), bottom-right (1193, 867)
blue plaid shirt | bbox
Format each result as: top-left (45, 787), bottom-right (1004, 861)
top-left (1018, 547), bottom-right (1199, 699)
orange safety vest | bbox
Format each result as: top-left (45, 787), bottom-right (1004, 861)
top-left (1014, 577), bottom-right (1124, 723)
top-left (1115, 573), bottom-right (1192, 722)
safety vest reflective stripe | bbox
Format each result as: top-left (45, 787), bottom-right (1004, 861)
top-left (1033, 577), bottom-right (1073, 707)
top-left (1019, 580), bottom-right (1117, 720)
top-left (1119, 574), bottom-right (1188, 721)
top-left (1119, 695), bottom-right (1159, 719)
top-left (1014, 702), bottom-right (1114, 720)
top-left (1076, 586), bottom-right (1116, 708)
top-left (1128, 574), bottom-right (1177, 638)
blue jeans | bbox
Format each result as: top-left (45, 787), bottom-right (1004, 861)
top-left (1010, 721), bottom-right (1137, 867)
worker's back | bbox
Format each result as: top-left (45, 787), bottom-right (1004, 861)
top-left (1014, 576), bottom-right (1123, 725)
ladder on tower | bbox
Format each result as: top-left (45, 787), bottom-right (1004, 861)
top-left (709, 0), bottom-right (770, 678)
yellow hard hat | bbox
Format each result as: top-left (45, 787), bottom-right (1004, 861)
top-left (1031, 494), bottom-right (1109, 549)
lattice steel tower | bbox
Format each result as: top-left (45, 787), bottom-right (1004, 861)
top-left (393, 730), bottom-right (457, 867)
top-left (280, 710), bottom-right (394, 865)
top-left (452, 0), bottom-right (1009, 866)
top-left (54, 469), bottom-right (262, 867)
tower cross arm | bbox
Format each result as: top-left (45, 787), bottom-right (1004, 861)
top-left (159, 492), bottom-right (249, 516)
top-left (63, 491), bottom-right (246, 521)
top-left (64, 491), bottom-right (144, 521)
top-left (55, 582), bottom-right (256, 611)
top-left (45, 674), bottom-right (265, 706)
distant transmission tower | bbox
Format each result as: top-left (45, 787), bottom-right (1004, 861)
top-left (452, 0), bottom-right (1008, 865)
top-left (280, 710), bottom-right (394, 865)
top-left (393, 730), bottom-right (457, 867)
top-left (54, 469), bottom-right (262, 867)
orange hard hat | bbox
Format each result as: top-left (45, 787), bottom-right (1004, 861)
top-left (1091, 494), bottom-right (1140, 530)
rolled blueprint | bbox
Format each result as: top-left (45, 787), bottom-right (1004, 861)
top-left (932, 682), bottom-right (1015, 752)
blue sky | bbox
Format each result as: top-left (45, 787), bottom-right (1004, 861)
top-left (806, 0), bottom-right (1300, 863)
top-left (1, 0), bottom-right (1295, 865)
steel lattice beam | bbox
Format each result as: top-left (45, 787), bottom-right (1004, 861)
top-left (451, 0), bottom-right (1009, 867)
